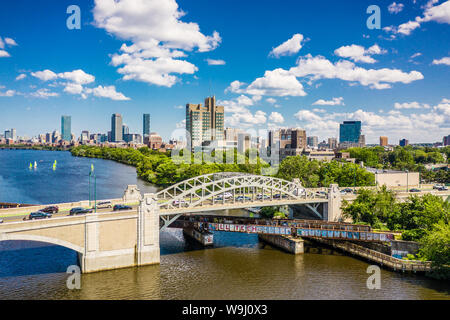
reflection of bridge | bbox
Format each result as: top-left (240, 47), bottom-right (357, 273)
top-left (0, 172), bottom-right (448, 273)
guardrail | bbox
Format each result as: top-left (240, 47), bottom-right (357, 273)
top-left (315, 239), bottom-right (432, 272)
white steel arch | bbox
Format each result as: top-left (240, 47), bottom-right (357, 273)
top-left (156, 172), bottom-right (327, 211)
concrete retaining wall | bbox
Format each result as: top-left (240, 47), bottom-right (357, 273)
top-left (258, 234), bottom-right (304, 254)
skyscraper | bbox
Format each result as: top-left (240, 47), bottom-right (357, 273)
top-left (111, 113), bottom-right (123, 142)
top-left (122, 124), bottom-right (129, 136)
top-left (61, 115), bottom-right (71, 142)
top-left (307, 136), bottom-right (318, 148)
top-left (186, 96), bottom-right (224, 149)
top-left (399, 138), bottom-right (409, 147)
top-left (380, 136), bottom-right (388, 146)
top-left (339, 121), bottom-right (361, 143)
top-left (143, 114), bottom-right (150, 138)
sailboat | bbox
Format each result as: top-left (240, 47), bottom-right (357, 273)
top-left (34, 161), bottom-right (37, 169)
top-left (29, 162), bottom-right (32, 170)
top-left (52, 160), bottom-right (57, 170)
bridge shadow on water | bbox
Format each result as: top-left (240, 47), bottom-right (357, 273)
top-left (0, 241), bottom-right (78, 278)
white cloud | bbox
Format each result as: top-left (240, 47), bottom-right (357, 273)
top-left (93, 0), bottom-right (221, 87)
top-left (58, 69), bottom-right (95, 84)
top-left (292, 97), bottom-right (450, 143)
top-left (31, 69), bottom-right (58, 81)
top-left (289, 54), bottom-right (423, 89)
top-left (4, 38), bottom-right (17, 46)
top-left (176, 119), bottom-right (186, 128)
top-left (269, 34), bottom-right (304, 58)
top-left (394, 101), bottom-right (431, 109)
top-left (205, 58), bottom-right (225, 65)
top-left (266, 98), bottom-right (276, 104)
top-left (0, 36), bottom-right (17, 57)
top-left (15, 74), bottom-right (26, 81)
top-left (0, 89), bottom-right (16, 97)
top-left (432, 57), bottom-right (450, 66)
top-left (388, 2), bottom-right (404, 14)
top-left (30, 88), bottom-right (59, 98)
top-left (410, 52), bottom-right (422, 59)
top-left (228, 69), bottom-right (306, 97)
top-left (312, 97), bottom-right (344, 106)
top-left (0, 50), bottom-right (10, 58)
top-left (269, 111), bottom-right (284, 123)
top-left (334, 44), bottom-right (386, 63)
top-left (85, 85), bottom-right (131, 101)
top-left (384, 1), bottom-right (450, 37)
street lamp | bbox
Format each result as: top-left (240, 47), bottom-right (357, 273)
top-left (405, 169), bottom-right (409, 192)
top-left (353, 164), bottom-right (356, 192)
top-left (89, 164), bottom-right (97, 212)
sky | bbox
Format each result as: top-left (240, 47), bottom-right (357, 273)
top-left (0, 0), bottom-right (449, 144)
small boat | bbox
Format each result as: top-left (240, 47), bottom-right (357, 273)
top-left (34, 161), bottom-right (37, 169)
top-left (29, 163), bottom-right (32, 170)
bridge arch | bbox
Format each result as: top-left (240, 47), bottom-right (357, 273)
top-left (156, 172), bottom-right (324, 210)
top-left (0, 234), bottom-right (84, 254)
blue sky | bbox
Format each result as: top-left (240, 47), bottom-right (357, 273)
top-left (0, 0), bottom-right (449, 144)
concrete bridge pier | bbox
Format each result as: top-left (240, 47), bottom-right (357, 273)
top-left (136, 194), bottom-right (160, 268)
top-left (78, 193), bottom-right (160, 273)
top-left (323, 184), bottom-right (342, 222)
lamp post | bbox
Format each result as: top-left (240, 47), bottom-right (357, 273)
top-left (353, 164), bottom-right (356, 192)
top-left (89, 164), bottom-right (96, 211)
top-left (405, 169), bottom-right (409, 192)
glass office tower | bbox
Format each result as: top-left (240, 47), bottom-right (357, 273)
top-left (61, 115), bottom-right (71, 141)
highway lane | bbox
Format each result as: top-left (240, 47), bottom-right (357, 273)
top-left (0, 204), bottom-right (140, 223)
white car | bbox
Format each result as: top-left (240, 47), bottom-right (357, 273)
top-left (0, 219), bottom-right (3, 224)
top-left (172, 199), bottom-right (189, 207)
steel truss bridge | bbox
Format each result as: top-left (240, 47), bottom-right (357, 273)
top-left (172, 215), bottom-right (395, 243)
top-left (154, 172), bottom-right (329, 230)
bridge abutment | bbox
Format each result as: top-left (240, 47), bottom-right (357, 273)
top-left (137, 194), bottom-right (160, 267)
top-left (324, 184), bottom-right (342, 222)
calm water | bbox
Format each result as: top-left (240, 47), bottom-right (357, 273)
top-left (0, 149), bottom-right (158, 204)
top-left (0, 150), bottom-right (449, 300)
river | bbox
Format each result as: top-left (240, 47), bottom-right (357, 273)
top-left (0, 149), bottom-right (448, 300)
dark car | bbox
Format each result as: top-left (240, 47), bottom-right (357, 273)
top-left (69, 207), bottom-right (93, 215)
top-left (341, 188), bottom-right (353, 193)
top-left (40, 206), bottom-right (59, 214)
top-left (113, 204), bottom-right (132, 211)
top-left (29, 211), bottom-right (52, 220)
top-left (236, 195), bottom-right (251, 201)
top-left (409, 188), bottom-right (421, 192)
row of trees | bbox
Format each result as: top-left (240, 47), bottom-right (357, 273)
top-left (275, 155), bottom-right (375, 188)
top-left (345, 146), bottom-right (448, 169)
top-left (71, 146), bottom-right (376, 188)
top-left (70, 146), bottom-right (269, 186)
top-left (342, 188), bottom-right (450, 278)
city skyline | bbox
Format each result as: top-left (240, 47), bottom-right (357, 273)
top-left (0, 0), bottom-right (449, 143)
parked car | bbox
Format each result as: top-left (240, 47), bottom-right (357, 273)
top-left (0, 218), bottom-right (3, 224)
top-left (433, 184), bottom-right (444, 189)
top-left (96, 201), bottom-right (112, 209)
top-left (113, 204), bottom-right (132, 211)
top-left (236, 195), bottom-right (251, 201)
top-left (69, 207), bottom-right (93, 215)
top-left (409, 188), bottom-right (421, 192)
top-left (40, 206), bottom-right (59, 214)
top-left (29, 211), bottom-right (52, 220)
top-left (437, 186), bottom-right (448, 191)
